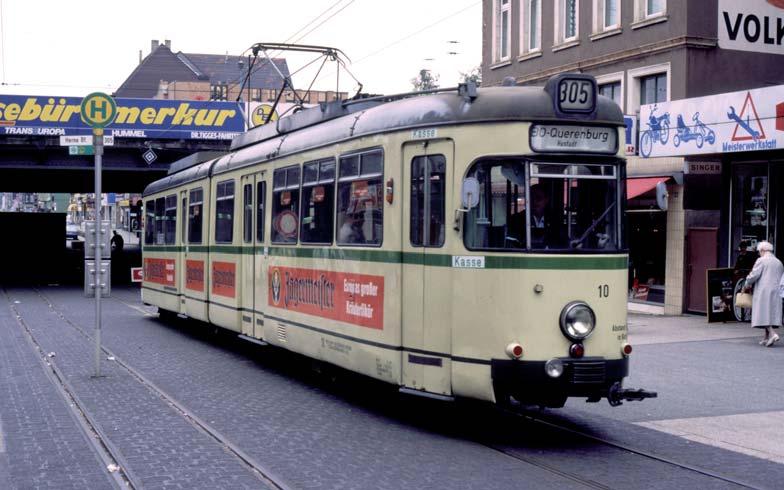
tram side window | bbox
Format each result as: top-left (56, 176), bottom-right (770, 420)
top-left (243, 183), bottom-right (253, 243)
top-left (154, 197), bottom-right (165, 245)
top-left (215, 180), bottom-right (234, 243)
top-left (411, 154), bottom-right (446, 247)
top-left (271, 166), bottom-right (301, 244)
top-left (188, 188), bottom-right (203, 244)
top-left (164, 194), bottom-right (177, 245)
top-left (300, 158), bottom-right (335, 244)
top-left (463, 160), bottom-right (528, 250)
top-left (257, 181), bottom-right (266, 242)
top-left (337, 150), bottom-right (383, 246)
top-left (144, 200), bottom-right (155, 245)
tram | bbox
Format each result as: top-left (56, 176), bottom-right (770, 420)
top-left (142, 73), bottom-right (656, 408)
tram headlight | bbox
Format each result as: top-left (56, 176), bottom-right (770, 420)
top-left (559, 302), bottom-right (596, 341)
top-left (544, 359), bottom-right (564, 378)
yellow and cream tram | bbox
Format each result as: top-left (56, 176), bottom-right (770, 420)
top-left (142, 74), bottom-right (655, 408)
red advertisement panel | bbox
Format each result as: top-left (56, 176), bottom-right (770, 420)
top-left (144, 258), bottom-right (175, 286)
top-left (212, 261), bottom-right (236, 298)
top-left (268, 266), bottom-right (384, 330)
top-left (186, 260), bottom-right (205, 292)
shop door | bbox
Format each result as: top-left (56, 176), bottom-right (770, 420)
top-left (686, 227), bottom-right (718, 313)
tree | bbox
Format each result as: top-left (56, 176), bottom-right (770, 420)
top-left (411, 69), bottom-right (440, 91)
top-left (459, 66), bottom-right (482, 86)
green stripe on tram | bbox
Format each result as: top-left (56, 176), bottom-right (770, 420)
top-left (144, 245), bottom-right (626, 270)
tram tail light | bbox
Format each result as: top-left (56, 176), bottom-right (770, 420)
top-left (569, 343), bottom-right (584, 358)
top-left (505, 342), bottom-right (524, 359)
top-left (621, 343), bottom-right (633, 356)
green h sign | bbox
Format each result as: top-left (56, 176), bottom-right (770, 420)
top-left (80, 92), bottom-right (117, 129)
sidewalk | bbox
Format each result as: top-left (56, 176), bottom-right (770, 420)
top-left (628, 311), bottom-right (759, 346)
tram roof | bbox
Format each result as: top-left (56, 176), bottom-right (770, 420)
top-left (144, 85), bottom-right (624, 197)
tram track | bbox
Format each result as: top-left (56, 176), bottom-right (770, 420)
top-left (482, 407), bottom-right (767, 490)
top-left (7, 287), bottom-right (293, 490)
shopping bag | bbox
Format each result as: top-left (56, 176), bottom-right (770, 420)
top-left (735, 292), bottom-right (752, 309)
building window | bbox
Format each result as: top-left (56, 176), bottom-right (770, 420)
top-left (634, 0), bottom-right (665, 23)
top-left (211, 84), bottom-right (228, 101)
top-left (251, 88), bottom-right (262, 102)
top-left (520, 0), bottom-right (542, 55)
top-left (494, 0), bottom-right (511, 62)
top-left (627, 63), bottom-right (670, 114)
top-left (640, 73), bottom-right (667, 105)
top-left (555, 0), bottom-right (579, 46)
top-left (646, 0), bottom-right (665, 17)
top-left (599, 81), bottom-right (622, 107)
top-left (593, 0), bottom-right (620, 32)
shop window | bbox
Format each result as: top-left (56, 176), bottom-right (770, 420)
top-left (410, 155), bottom-right (446, 247)
top-left (300, 158), bottom-right (336, 244)
top-left (145, 199), bottom-right (155, 245)
top-left (731, 165), bottom-right (769, 267)
top-left (337, 150), bottom-right (383, 246)
top-left (215, 180), bottom-right (234, 243)
top-left (272, 166), bottom-right (301, 244)
top-left (188, 188), bottom-right (203, 244)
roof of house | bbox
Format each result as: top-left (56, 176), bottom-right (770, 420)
top-left (114, 43), bottom-right (290, 99)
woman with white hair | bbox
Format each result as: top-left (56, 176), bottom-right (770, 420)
top-left (744, 240), bottom-right (782, 346)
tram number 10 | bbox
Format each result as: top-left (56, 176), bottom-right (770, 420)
top-left (558, 79), bottom-right (594, 112)
top-left (598, 284), bottom-right (610, 298)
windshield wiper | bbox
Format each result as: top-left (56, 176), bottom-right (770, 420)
top-left (569, 203), bottom-right (615, 249)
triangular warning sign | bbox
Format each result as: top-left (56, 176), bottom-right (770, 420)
top-left (731, 92), bottom-right (766, 141)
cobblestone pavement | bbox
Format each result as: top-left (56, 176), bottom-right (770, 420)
top-left (1, 285), bottom-right (782, 489)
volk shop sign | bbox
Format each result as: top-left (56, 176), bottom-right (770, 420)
top-left (719, 0), bottom-right (784, 55)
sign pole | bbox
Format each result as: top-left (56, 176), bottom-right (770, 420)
top-left (80, 92), bottom-right (117, 379)
top-left (94, 128), bottom-right (103, 377)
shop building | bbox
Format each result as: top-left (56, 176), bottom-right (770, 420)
top-left (481, 0), bottom-right (784, 313)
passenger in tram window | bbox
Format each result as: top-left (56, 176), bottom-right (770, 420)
top-left (338, 211), bottom-right (365, 244)
top-left (743, 240), bottom-right (782, 347)
top-left (530, 184), bottom-right (548, 229)
top-left (111, 230), bottom-right (124, 252)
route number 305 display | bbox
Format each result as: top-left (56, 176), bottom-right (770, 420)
top-left (558, 79), bottom-right (594, 112)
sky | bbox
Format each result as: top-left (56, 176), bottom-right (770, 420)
top-left (0, 0), bottom-right (482, 98)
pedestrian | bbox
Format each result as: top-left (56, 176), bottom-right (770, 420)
top-left (110, 230), bottom-right (124, 252)
top-left (744, 240), bottom-right (782, 347)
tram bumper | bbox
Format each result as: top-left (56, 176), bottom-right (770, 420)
top-left (491, 357), bottom-right (638, 408)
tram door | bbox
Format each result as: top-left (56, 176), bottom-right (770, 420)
top-left (178, 190), bottom-right (188, 315)
top-left (240, 173), bottom-right (264, 337)
top-left (402, 140), bottom-right (454, 396)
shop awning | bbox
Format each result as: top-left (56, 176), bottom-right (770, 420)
top-left (627, 177), bottom-right (669, 200)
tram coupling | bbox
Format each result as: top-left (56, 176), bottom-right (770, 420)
top-left (607, 382), bottom-right (658, 407)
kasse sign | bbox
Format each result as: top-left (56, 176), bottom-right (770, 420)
top-left (719, 0), bottom-right (784, 55)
